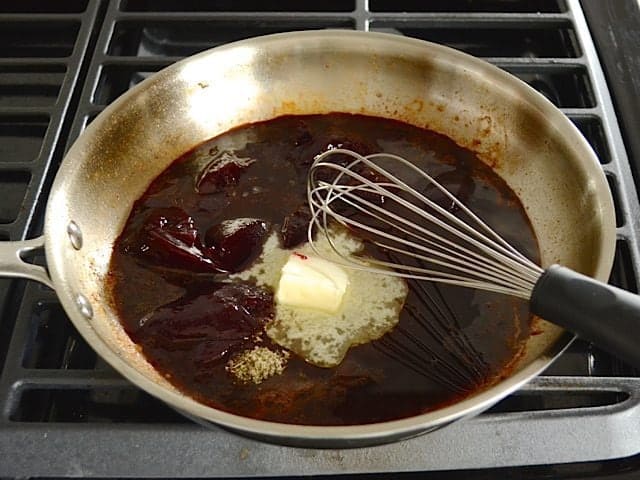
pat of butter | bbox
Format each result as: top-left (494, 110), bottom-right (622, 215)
top-left (276, 252), bottom-right (349, 314)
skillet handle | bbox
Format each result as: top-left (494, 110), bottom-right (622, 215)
top-left (0, 236), bottom-right (53, 289)
top-left (531, 264), bottom-right (640, 369)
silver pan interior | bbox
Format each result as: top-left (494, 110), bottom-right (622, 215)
top-left (44, 31), bottom-right (616, 447)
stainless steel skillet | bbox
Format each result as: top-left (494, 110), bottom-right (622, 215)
top-left (0, 31), bottom-right (616, 447)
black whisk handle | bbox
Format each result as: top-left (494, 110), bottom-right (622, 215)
top-left (531, 264), bottom-right (640, 370)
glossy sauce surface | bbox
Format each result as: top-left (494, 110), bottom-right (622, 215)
top-left (108, 114), bottom-right (539, 425)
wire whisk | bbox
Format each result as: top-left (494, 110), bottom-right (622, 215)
top-left (306, 148), bottom-right (640, 370)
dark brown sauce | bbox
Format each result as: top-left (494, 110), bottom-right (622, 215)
top-left (107, 113), bottom-right (539, 426)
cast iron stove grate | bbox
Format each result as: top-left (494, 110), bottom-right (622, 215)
top-left (1, 0), bottom-right (640, 477)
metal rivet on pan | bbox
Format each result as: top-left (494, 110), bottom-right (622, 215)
top-left (76, 293), bottom-right (93, 320)
top-left (67, 221), bottom-right (83, 250)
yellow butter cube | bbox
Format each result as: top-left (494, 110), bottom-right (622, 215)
top-left (276, 252), bottom-right (349, 314)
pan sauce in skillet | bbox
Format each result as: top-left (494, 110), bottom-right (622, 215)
top-left (107, 113), bottom-right (539, 425)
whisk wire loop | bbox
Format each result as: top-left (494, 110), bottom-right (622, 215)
top-left (307, 149), bottom-right (544, 300)
top-left (311, 179), bottom-right (538, 290)
top-left (309, 182), bottom-right (534, 295)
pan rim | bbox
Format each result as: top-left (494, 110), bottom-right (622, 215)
top-left (44, 29), bottom-right (615, 445)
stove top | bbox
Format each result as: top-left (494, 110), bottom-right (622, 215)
top-left (1, 0), bottom-right (640, 477)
